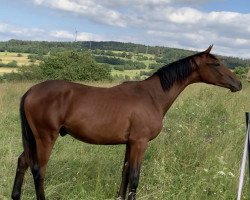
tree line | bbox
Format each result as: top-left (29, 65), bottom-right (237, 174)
top-left (1, 39), bottom-right (249, 69)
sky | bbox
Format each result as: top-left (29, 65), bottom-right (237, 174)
top-left (0, 0), bottom-right (250, 58)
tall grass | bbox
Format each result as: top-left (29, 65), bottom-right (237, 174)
top-left (0, 81), bottom-right (249, 199)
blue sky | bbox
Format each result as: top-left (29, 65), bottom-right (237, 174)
top-left (1, 0), bottom-right (250, 58)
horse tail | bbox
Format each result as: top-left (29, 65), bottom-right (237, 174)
top-left (20, 91), bottom-right (37, 165)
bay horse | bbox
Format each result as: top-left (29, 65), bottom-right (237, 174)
top-left (12, 45), bottom-right (242, 200)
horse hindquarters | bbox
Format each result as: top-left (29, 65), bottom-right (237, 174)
top-left (12, 92), bottom-right (57, 200)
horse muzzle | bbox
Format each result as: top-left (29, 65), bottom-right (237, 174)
top-left (230, 81), bottom-right (242, 92)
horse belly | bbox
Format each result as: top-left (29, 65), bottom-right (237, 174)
top-left (66, 119), bottom-right (130, 145)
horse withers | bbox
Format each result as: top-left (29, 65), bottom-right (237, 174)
top-left (12, 45), bottom-right (242, 200)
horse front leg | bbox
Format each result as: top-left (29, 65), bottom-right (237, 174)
top-left (127, 140), bottom-right (148, 200)
top-left (117, 144), bottom-right (131, 200)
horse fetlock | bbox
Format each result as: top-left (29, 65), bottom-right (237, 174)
top-left (11, 191), bottom-right (21, 200)
top-left (128, 191), bottom-right (136, 200)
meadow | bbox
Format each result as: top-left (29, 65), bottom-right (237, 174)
top-left (0, 52), bottom-right (31, 75)
top-left (111, 69), bottom-right (151, 79)
top-left (0, 51), bottom-right (153, 79)
top-left (0, 52), bottom-right (30, 66)
top-left (0, 80), bottom-right (249, 199)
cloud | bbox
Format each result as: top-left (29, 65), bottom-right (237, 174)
top-left (127, 5), bottom-right (250, 58)
top-left (0, 23), bottom-right (46, 40)
top-left (50, 30), bottom-right (107, 41)
top-left (0, 22), bottom-right (109, 42)
top-left (32, 0), bottom-right (127, 27)
top-left (3, 1), bottom-right (250, 58)
top-left (50, 30), bottom-right (74, 40)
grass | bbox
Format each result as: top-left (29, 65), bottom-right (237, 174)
top-left (0, 52), bottom-right (31, 66)
top-left (95, 50), bottom-right (157, 67)
top-left (0, 52), bottom-right (41, 74)
top-left (0, 68), bottom-right (17, 75)
top-left (0, 52), bottom-right (32, 74)
top-left (0, 80), bottom-right (249, 199)
top-left (111, 69), bottom-right (151, 79)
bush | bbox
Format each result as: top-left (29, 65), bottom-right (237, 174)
top-left (28, 54), bottom-right (44, 61)
top-left (1, 64), bottom-right (43, 81)
top-left (149, 63), bottom-right (163, 69)
top-left (1, 72), bottom-right (24, 81)
top-left (234, 66), bottom-right (248, 79)
top-left (40, 51), bottom-right (112, 81)
top-left (1, 51), bottom-right (112, 82)
top-left (29, 58), bottom-right (36, 63)
top-left (0, 60), bottom-right (18, 68)
top-left (94, 55), bottom-right (126, 65)
top-left (140, 70), bottom-right (154, 77)
top-left (93, 55), bottom-right (146, 69)
top-left (124, 75), bottom-right (130, 81)
top-left (17, 53), bottom-right (22, 57)
top-left (136, 55), bottom-right (148, 61)
top-left (113, 66), bottom-right (124, 71)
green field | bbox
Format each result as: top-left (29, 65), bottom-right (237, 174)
top-left (0, 52), bottom-right (42, 75)
top-left (110, 50), bottom-right (157, 66)
top-left (0, 67), bottom-right (17, 75)
top-left (0, 52), bottom-right (30, 75)
top-left (111, 69), bottom-right (151, 79)
top-left (0, 51), bottom-right (154, 79)
top-left (0, 80), bottom-right (249, 199)
top-left (0, 52), bottom-right (30, 66)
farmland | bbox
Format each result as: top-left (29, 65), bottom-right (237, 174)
top-left (0, 52), bottom-right (30, 65)
top-left (0, 52), bottom-right (33, 75)
top-left (0, 40), bottom-right (249, 199)
top-left (0, 80), bottom-right (249, 199)
top-left (0, 40), bottom-right (250, 82)
top-left (0, 50), bottom-right (154, 79)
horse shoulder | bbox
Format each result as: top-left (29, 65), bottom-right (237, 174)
top-left (128, 99), bottom-right (163, 142)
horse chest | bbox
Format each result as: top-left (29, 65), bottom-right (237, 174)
top-left (128, 110), bottom-right (163, 141)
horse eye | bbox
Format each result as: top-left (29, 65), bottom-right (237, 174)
top-left (206, 62), bottom-right (220, 67)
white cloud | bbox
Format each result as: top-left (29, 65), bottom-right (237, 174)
top-left (2, 1), bottom-right (250, 58)
top-left (49, 30), bottom-right (107, 41)
top-left (31, 0), bottom-right (127, 27)
top-left (0, 23), bottom-right (110, 42)
top-left (167, 7), bottom-right (203, 24)
top-left (0, 23), bottom-right (46, 39)
top-left (50, 30), bottom-right (74, 40)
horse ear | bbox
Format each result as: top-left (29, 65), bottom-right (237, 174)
top-left (204, 44), bottom-right (213, 53)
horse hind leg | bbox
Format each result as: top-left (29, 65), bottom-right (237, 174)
top-left (31, 131), bottom-right (57, 200)
top-left (11, 152), bottom-right (29, 200)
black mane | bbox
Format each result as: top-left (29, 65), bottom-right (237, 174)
top-left (154, 54), bottom-right (198, 90)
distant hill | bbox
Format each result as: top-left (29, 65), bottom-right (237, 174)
top-left (0, 39), bottom-right (249, 69)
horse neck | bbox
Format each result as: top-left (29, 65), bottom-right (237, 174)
top-left (142, 71), bottom-right (200, 116)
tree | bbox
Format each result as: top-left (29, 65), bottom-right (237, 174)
top-left (234, 66), bottom-right (248, 79)
top-left (40, 51), bottom-right (112, 81)
top-left (247, 68), bottom-right (250, 82)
